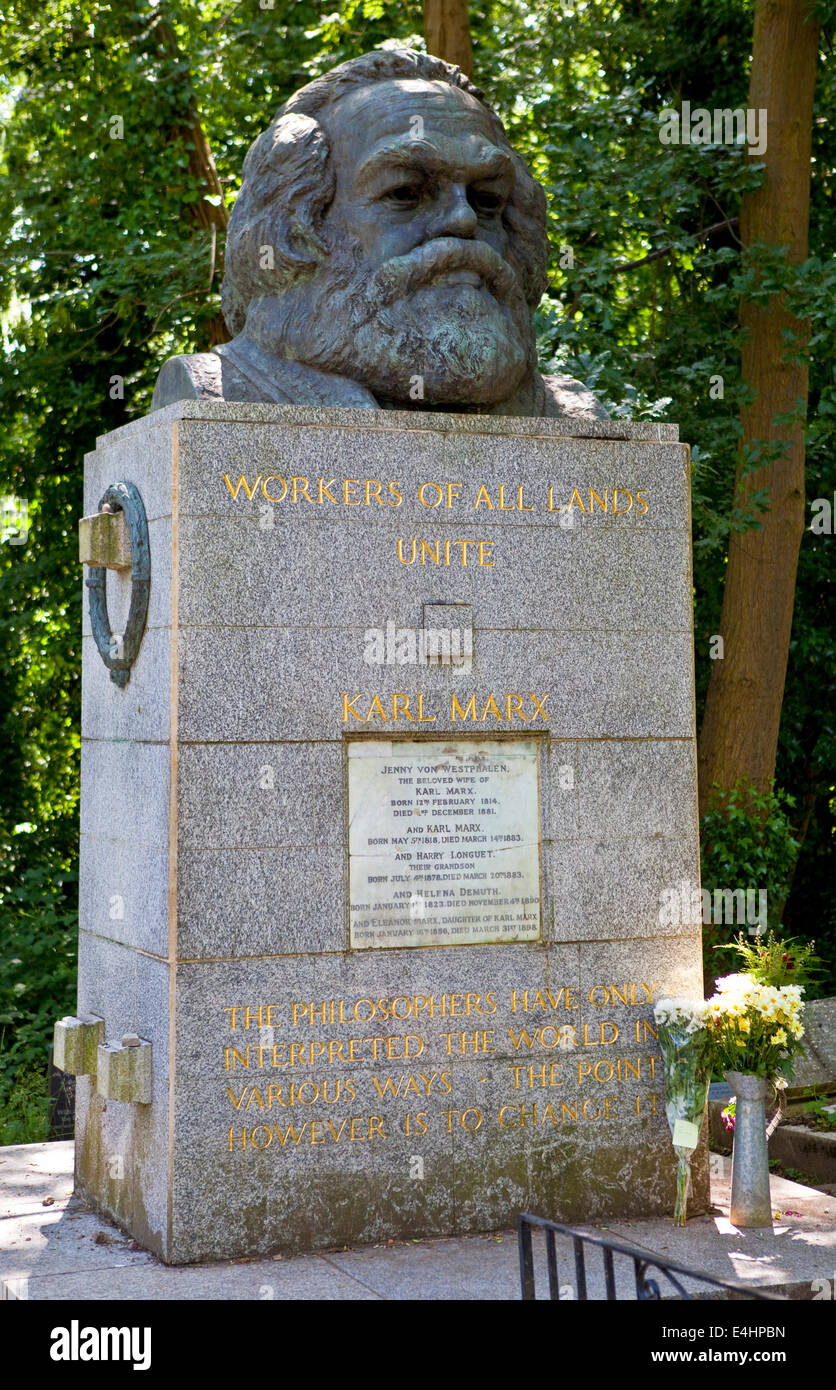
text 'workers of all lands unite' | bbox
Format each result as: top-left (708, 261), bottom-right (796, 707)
top-left (222, 474), bottom-right (653, 565)
top-left (221, 988), bottom-right (664, 1151)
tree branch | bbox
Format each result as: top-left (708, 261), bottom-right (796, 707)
top-left (612, 218), bottom-right (740, 274)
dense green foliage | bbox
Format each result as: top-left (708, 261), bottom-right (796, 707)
top-left (1, 1), bottom-right (834, 1135)
top-left (700, 784), bottom-right (804, 983)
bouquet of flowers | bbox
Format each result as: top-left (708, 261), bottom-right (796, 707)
top-left (707, 931), bottom-right (814, 1083)
top-left (704, 973), bottom-right (806, 1080)
top-left (703, 962), bottom-right (808, 1228)
top-left (653, 997), bottom-right (712, 1225)
top-left (654, 936), bottom-right (815, 1228)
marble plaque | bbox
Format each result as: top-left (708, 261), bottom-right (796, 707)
top-left (348, 738), bottom-right (541, 949)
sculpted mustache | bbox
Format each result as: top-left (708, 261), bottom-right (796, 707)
top-left (365, 238), bottom-right (519, 310)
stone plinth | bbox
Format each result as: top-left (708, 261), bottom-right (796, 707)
top-left (74, 401), bottom-right (706, 1262)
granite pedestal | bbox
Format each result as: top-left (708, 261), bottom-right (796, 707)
top-left (72, 401), bottom-right (706, 1262)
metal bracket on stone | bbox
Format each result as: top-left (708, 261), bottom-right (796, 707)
top-left (421, 601), bottom-right (473, 670)
top-left (81, 480), bottom-right (150, 689)
top-left (53, 1014), bottom-right (105, 1076)
top-left (97, 1034), bottom-right (153, 1104)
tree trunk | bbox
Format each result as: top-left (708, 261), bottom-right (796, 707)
top-left (423, 0), bottom-right (473, 76)
top-left (152, 14), bottom-right (231, 346)
top-left (697, 0), bottom-right (819, 814)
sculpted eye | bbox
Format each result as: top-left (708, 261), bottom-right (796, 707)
top-left (384, 184), bottom-right (422, 206)
top-left (469, 188), bottom-right (504, 216)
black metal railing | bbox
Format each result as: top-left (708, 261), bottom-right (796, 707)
top-left (518, 1213), bottom-right (780, 1301)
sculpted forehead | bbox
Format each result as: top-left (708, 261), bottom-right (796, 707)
top-left (321, 78), bottom-right (508, 171)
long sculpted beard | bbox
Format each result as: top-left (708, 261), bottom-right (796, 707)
top-left (255, 237), bottom-right (536, 406)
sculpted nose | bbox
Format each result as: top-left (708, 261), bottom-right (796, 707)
top-left (428, 184), bottom-right (478, 239)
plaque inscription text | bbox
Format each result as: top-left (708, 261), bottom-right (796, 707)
top-left (348, 739), bottom-right (541, 950)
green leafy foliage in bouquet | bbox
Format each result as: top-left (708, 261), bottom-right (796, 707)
top-left (714, 930), bottom-right (821, 988)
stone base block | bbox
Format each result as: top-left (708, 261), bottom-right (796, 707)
top-left (73, 403), bottom-right (705, 1262)
top-left (96, 1040), bottom-right (153, 1104)
top-left (53, 1015), bottom-right (105, 1077)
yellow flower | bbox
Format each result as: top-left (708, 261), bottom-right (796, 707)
top-left (773, 1028), bottom-right (787, 1045)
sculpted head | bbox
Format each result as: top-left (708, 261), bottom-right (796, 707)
top-left (220, 49), bottom-right (549, 408)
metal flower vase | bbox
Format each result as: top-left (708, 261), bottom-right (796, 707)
top-left (724, 1071), bottom-right (773, 1228)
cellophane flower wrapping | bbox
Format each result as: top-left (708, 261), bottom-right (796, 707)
top-left (654, 998), bottom-right (711, 1225)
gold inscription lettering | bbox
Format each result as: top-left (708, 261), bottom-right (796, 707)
top-left (222, 473), bottom-right (262, 500)
top-left (392, 692), bottom-right (414, 721)
top-left (528, 693), bottom-right (550, 721)
top-left (342, 693), bottom-right (366, 722)
top-left (261, 475), bottom-right (287, 502)
top-left (451, 693), bottom-right (477, 721)
top-left (416, 693), bottom-right (436, 722)
top-left (481, 693), bottom-right (502, 720)
top-left (291, 476), bottom-right (313, 503)
top-left (419, 481), bottom-right (443, 507)
top-left (506, 693), bottom-right (528, 721)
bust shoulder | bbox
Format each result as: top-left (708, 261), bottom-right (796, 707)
top-left (541, 374), bottom-right (609, 421)
top-left (151, 354), bottom-right (224, 412)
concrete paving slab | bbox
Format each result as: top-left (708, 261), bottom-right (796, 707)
top-left (8, 1257), bottom-right (380, 1302)
top-left (0, 1203), bottom-right (159, 1283)
top-left (605, 1165), bottom-right (836, 1298)
top-left (322, 1230), bottom-right (705, 1301)
top-left (0, 1141), bottom-right (75, 1218)
top-left (2, 1140), bottom-right (835, 1300)
top-left (323, 1232), bottom-right (545, 1302)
